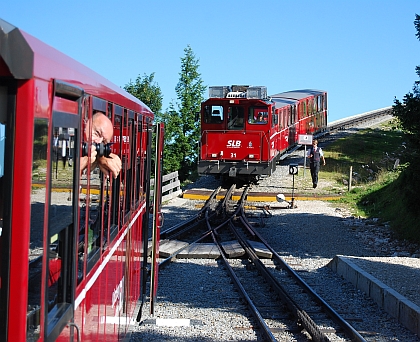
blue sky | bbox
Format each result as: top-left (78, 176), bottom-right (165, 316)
top-left (3, 1), bottom-right (420, 122)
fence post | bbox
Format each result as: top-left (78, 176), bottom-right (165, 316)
top-left (349, 166), bottom-right (352, 192)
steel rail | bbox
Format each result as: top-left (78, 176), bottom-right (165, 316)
top-left (207, 185), bottom-right (278, 342)
top-left (160, 186), bottom-right (221, 239)
top-left (238, 207), bottom-right (367, 342)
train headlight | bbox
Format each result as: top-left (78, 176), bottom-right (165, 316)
top-left (211, 153), bottom-right (218, 158)
top-left (249, 154), bottom-right (254, 159)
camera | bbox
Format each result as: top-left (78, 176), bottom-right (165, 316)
top-left (82, 142), bottom-right (112, 158)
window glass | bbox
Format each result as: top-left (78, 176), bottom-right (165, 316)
top-left (228, 106), bottom-right (245, 130)
top-left (48, 121), bottom-right (77, 301)
top-left (204, 105), bottom-right (223, 124)
top-left (124, 118), bottom-right (134, 215)
top-left (0, 85), bottom-right (7, 341)
top-left (288, 107), bottom-right (292, 125)
top-left (122, 110), bottom-right (131, 222)
top-left (27, 118), bottom-right (49, 340)
top-left (271, 107), bottom-right (278, 127)
top-left (110, 115), bottom-right (121, 231)
top-left (0, 124), bottom-right (4, 178)
top-left (248, 107), bottom-right (268, 125)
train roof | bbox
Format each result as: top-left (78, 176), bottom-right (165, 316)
top-left (270, 89), bottom-right (326, 100)
top-left (0, 18), bottom-right (153, 116)
top-left (271, 97), bottom-right (298, 108)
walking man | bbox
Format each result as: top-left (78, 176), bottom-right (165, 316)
top-left (307, 139), bottom-right (325, 188)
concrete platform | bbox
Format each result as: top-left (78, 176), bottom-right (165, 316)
top-left (328, 255), bottom-right (420, 338)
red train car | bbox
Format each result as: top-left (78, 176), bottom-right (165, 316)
top-left (198, 85), bottom-right (327, 182)
top-left (0, 19), bottom-right (163, 341)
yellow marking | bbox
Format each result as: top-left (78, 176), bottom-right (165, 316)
top-left (183, 192), bottom-right (341, 202)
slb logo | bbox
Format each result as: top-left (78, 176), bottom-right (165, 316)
top-left (227, 140), bottom-right (241, 147)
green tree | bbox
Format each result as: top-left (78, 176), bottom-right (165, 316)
top-left (392, 13), bottom-right (420, 213)
top-left (393, 14), bottom-right (420, 144)
top-left (163, 45), bottom-right (206, 181)
top-left (124, 73), bottom-right (163, 116)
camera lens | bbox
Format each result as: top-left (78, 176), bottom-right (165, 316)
top-left (82, 142), bottom-right (112, 157)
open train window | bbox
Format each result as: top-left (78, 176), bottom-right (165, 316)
top-left (204, 105), bottom-right (224, 124)
top-left (248, 107), bottom-right (268, 125)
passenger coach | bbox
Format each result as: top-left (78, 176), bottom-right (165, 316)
top-left (198, 85), bottom-right (327, 182)
top-left (0, 18), bottom-right (163, 341)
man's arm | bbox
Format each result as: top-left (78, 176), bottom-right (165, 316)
top-left (96, 153), bottom-right (122, 179)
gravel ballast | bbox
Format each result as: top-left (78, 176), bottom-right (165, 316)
top-left (129, 181), bottom-right (420, 341)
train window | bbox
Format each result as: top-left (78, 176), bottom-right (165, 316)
top-left (45, 108), bottom-right (79, 340)
top-left (134, 115), bottom-right (143, 206)
top-left (0, 86), bottom-right (7, 341)
top-left (248, 107), bottom-right (268, 125)
top-left (271, 107), bottom-right (278, 127)
top-left (227, 106), bottom-right (244, 129)
top-left (0, 126), bottom-right (3, 178)
top-left (124, 117), bottom-right (134, 215)
top-left (121, 110), bottom-right (132, 222)
top-left (110, 114), bottom-right (122, 234)
top-left (204, 105), bottom-right (224, 124)
top-left (288, 107), bottom-right (292, 126)
top-left (0, 121), bottom-right (4, 230)
top-left (292, 105), bottom-right (297, 123)
top-left (27, 118), bottom-right (49, 339)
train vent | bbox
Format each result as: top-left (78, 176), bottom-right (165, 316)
top-left (227, 91), bottom-right (247, 98)
top-left (209, 86), bottom-right (231, 98)
top-left (247, 86), bottom-right (267, 99)
top-left (208, 85), bottom-right (268, 99)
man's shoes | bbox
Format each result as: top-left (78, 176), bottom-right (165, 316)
top-left (313, 183), bottom-right (317, 188)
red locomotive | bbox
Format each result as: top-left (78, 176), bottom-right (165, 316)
top-left (0, 18), bottom-right (162, 341)
top-left (198, 85), bottom-right (327, 182)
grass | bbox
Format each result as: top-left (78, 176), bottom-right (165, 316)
top-left (318, 119), bottom-right (419, 243)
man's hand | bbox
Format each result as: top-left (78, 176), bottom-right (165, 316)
top-left (80, 145), bottom-right (98, 175)
top-left (96, 153), bottom-right (122, 179)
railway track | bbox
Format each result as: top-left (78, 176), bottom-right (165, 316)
top-left (154, 185), bottom-right (368, 341)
